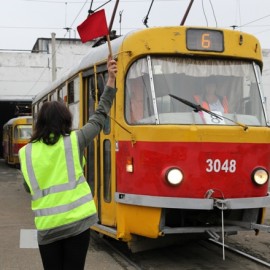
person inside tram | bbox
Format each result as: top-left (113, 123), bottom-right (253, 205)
top-left (194, 77), bottom-right (228, 113)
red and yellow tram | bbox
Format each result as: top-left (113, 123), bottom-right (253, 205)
top-left (32, 26), bottom-right (270, 249)
top-left (3, 116), bottom-right (32, 167)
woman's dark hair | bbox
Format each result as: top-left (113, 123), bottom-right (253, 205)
top-left (30, 101), bottom-right (72, 145)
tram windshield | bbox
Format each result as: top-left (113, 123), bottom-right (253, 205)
top-left (15, 125), bottom-right (32, 139)
top-left (125, 56), bottom-right (267, 126)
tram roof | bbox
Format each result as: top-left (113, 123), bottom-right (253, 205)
top-left (32, 26), bottom-right (262, 104)
top-left (3, 115), bottom-right (32, 127)
top-left (32, 33), bottom-right (129, 104)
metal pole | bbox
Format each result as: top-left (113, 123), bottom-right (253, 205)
top-left (180, 0), bottom-right (194, 25)
top-left (109, 0), bottom-right (120, 32)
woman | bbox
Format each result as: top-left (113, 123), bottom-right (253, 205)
top-left (19, 56), bottom-right (117, 270)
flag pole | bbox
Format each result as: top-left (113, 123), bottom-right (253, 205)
top-left (106, 0), bottom-right (119, 57)
top-left (106, 35), bottom-right (113, 57)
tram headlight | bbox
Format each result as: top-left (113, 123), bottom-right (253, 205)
top-left (165, 168), bottom-right (183, 186)
top-left (251, 168), bottom-right (269, 185)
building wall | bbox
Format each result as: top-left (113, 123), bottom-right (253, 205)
top-left (0, 38), bottom-right (93, 101)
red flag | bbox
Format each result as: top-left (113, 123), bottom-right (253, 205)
top-left (77, 9), bottom-right (109, 43)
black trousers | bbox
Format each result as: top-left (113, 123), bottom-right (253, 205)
top-left (38, 229), bottom-right (90, 270)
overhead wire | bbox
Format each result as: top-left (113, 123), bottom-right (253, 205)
top-left (237, 14), bottom-right (270, 28)
top-left (237, 0), bottom-right (242, 30)
top-left (201, 0), bottom-right (208, 26)
top-left (201, 0), bottom-right (218, 27)
top-left (209, 0), bottom-right (217, 27)
top-left (25, 0), bottom-right (90, 96)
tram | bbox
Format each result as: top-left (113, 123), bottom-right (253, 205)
top-left (32, 26), bottom-right (270, 249)
top-left (3, 116), bottom-right (32, 167)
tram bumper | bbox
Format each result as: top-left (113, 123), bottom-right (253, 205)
top-left (214, 195), bottom-right (270, 210)
top-left (115, 192), bottom-right (270, 210)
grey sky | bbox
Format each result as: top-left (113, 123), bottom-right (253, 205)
top-left (0, 0), bottom-right (270, 50)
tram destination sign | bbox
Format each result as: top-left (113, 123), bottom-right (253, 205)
top-left (186, 28), bottom-right (224, 52)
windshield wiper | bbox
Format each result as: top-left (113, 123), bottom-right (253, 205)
top-left (169, 94), bottom-right (248, 131)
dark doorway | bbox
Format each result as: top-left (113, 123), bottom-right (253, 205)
top-left (0, 101), bottom-right (31, 157)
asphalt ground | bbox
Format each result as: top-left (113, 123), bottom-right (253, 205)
top-left (0, 159), bottom-right (129, 270)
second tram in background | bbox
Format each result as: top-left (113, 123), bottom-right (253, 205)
top-left (32, 26), bottom-right (270, 250)
top-left (3, 116), bottom-right (32, 168)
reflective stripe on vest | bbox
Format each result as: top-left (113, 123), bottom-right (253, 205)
top-left (34, 193), bottom-right (92, 217)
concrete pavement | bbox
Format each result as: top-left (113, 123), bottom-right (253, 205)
top-left (0, 159), bottom-right (129, 270)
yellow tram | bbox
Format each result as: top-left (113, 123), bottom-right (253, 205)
top-left (3, 116), bottom-right (32, 167)
top-left (32, 26), bottom-right (270, 249)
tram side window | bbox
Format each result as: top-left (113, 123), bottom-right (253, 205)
top-left (57, 85), bottom-right (67, 103)
top-left (88, 76), bottom-right (95, 116)
top-left (97, 73), bottom-right (105, 101)
top-left (103, 139), bottom-right (111, 202)
top-left (50, 90), bottom-right (58, 101)
top-left (68, 77), bottom-right (80, 129)
top-left (33, 99), bottom-right (47, 124)
top-left (33, 104), bottom-right (38, 124)
top-left (68, 81), bottom-right (75, 103)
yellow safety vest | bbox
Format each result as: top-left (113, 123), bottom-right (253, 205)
top-left (19, 131), bottom-right (97, 230)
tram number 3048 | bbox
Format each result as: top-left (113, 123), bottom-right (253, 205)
top-left (206, 159), bottom-right (236, 173)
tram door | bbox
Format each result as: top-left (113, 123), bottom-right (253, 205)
top-left (97, 71), bottom-right (117, 227)
top-left (86, 71), bottom-right (116, 227)
top-left (98, 113), bottom-right (117, 227)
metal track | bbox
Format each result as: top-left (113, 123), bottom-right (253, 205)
top-left (91, 232), bottom-right (143, 270)
top-left (208, 238), bottom-right (270, 268)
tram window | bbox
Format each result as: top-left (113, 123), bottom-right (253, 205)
top-left (89, 76), bottom-right (96, 103)
top-left (50, 90), bottom-right (57, 101)
top-left (125, 75), bottom-right (153, 124)
top-left (68, 77), bottom-right (80, 129)
top-left (125, 57), bottom-right (266, 126)
top-left (67, 77), bottom-right (80, 104)
top-left (17, 126), bottom-right (32, 139)
top-left (87, 140), bottom-right (95, 196)
top-left (57, 84), bottom-right (65, 102)
top-left (58, 88), bottom-right (63, 102)
top-left (69, 104), bottom-right (80, 129)
top-left (14, 127), bottom-right (18, 139)
top-left (97, 73), bottom-right (105, 101)
top-left (33, 104), bottom-right (38, 123)
top-left (63, 85), bottom-right (67, 104)
top-left (14, 125), bottom-right (30, 139)
top-left (103, 139), bottom-right (111, 202)
top-left (41, 98), bottom-right (47, 104)
top-left (68, 81), bottom-right (74, 104)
